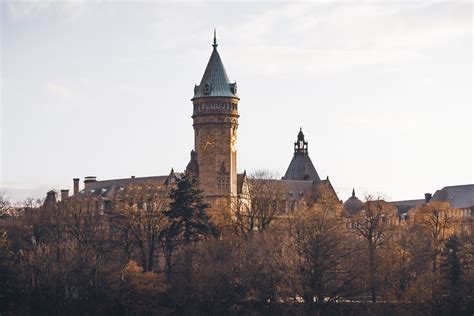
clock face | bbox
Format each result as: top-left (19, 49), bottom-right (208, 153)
top-left (231, 135), bottom-right (237, 152)
top-left (202, 136), bottom-right (215, 151)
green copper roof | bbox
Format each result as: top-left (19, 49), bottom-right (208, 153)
top-left (193, 31), bottom-right (238, 100)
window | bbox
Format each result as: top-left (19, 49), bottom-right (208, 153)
top-left (217, 177), bottom-right (229, 191)
top-left (230, 83), bottom-right (237, 94)
top-left (204, 82), bottom-right (211, 94)
top-left (217, 162), bottom-right (229, 191)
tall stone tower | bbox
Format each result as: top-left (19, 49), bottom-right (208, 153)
top-left (191, 31), bottom-right (239, 209)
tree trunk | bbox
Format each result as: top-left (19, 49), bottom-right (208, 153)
top-left (369, 243), bottom-right (377, 303)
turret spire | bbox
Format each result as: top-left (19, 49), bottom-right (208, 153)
top-left (283, 127), bottom-right (320, 181)
top-left (352, 188), bottom-right (355, 197)
top-left (295, 128), bottom-right (308, 154)
top-left (192, 30), bottom-right (238, 99)
top-left (213, 29), bottom-right (218, 49)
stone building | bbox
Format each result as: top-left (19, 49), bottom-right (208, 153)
top-left (392, 184), bottom-right (474, 232)
top-left (46, 33), bottom-right (339, 215)
top-left (342, 185), bottom-right (474, 232)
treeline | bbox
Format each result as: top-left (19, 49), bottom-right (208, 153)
top-left (0, 173), bottom-right (473, 315)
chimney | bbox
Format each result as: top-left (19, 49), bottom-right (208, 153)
top-left (61, 189), bottom-right (69, 201)
top-left (424, 193), bottom-right (432, 203)
top-left (73, 178), bottom-right (80, 194)
top-left (43, 190), bottom-right (57, 207)
top-left (84, 176), bottom-right (97, 190)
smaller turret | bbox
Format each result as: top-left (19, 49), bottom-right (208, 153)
top-left (283, 127), bottom-right (320, 181)
top-left (294, 127), bottom-right (308, 154)
top-left (185, 150), bottom-right (199, 177)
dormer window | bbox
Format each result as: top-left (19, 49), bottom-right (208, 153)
top-left (230, 83), bottom-right (237, 94)
top-left (204, 82), bottom-right (211, 95)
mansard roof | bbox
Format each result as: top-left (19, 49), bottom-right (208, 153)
top-left (429, 184), bottom-right (474, 209)
top-left (73, 173), bottom-right (180, 200)
top-left (282, 128), bottom-right (320, 181)
top-left (192, 31), bottom-right (238, 100)
top-left (390, 199), bottom-right (425, 215)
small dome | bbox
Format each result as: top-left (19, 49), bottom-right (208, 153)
top-left (343, 188), bottom-right (364, 214)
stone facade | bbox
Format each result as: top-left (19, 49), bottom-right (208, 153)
top-left (192, 97), bottom-right (239, 208)
top-left (189, 32), bottom-right (241, 211)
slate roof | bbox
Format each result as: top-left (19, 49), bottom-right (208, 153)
top-left (192, 32), bottom-right (238, 100)
top-left (247, 178), bottom-right (339, 205)
top-left (429, 184), bottom-right (474, 209)
top-left (74, 174), bottom-right (179, 200)
top-left (283, 153), bottom-right (321, 181)
top-left (390, 199), bottom-right (425, 215)
top-left (343, 189), bottom-right (365, 214)
top-left (283, 128), bottom-right (321, 181)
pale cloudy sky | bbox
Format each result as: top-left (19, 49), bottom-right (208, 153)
top-left (1, 0), bottom-right (472, 202)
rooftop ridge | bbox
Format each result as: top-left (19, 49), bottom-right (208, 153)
top-left (441, 183), bottom-right (474, 189)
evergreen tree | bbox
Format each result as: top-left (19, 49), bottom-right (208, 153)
top-left (441, 235), bottom-right (463, 292)
top-left (165, 172), bottom-right (219, 244)
top-left (439, 234), bottom-right (466, 315)
top-left (164, 172), bottom-right (218, 285)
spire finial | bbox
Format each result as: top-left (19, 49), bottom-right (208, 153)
top-left (352, 188), bottom-right (355, 197)
top-left (300, 126), bottom-right (302, 132)
top-left (212, 29), bottom-right (218, 49)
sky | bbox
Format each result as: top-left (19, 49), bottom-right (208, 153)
top-left (1, 0), bottom-right (472, 203)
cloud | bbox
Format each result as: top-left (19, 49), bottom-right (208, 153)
top-left (220, 1), bottom-right (471, 75)
top-left (5, 0), bottom-right (87, 20)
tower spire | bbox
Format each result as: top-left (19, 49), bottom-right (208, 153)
top-left (294, 128), bottom-right (308, 154)
top-left (352, 188), bottom-right (355, 197)
top-left (213, 28), bottom-right (218, 49)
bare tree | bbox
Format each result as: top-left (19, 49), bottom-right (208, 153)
top-left (113, 182), bottom-right (169, 272)
top-left (413, 201), bottom-right (453, 272)
top-left (0, 192), bottom-right (11, 220)
top-left (283, 199), bottom-right (360, 315)
top-left (352, 196), bottom-right (395, 303)
top-left (111, 260), bottom-right (170, 315)
top-left (232, 170), bottom-right (287, 237)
